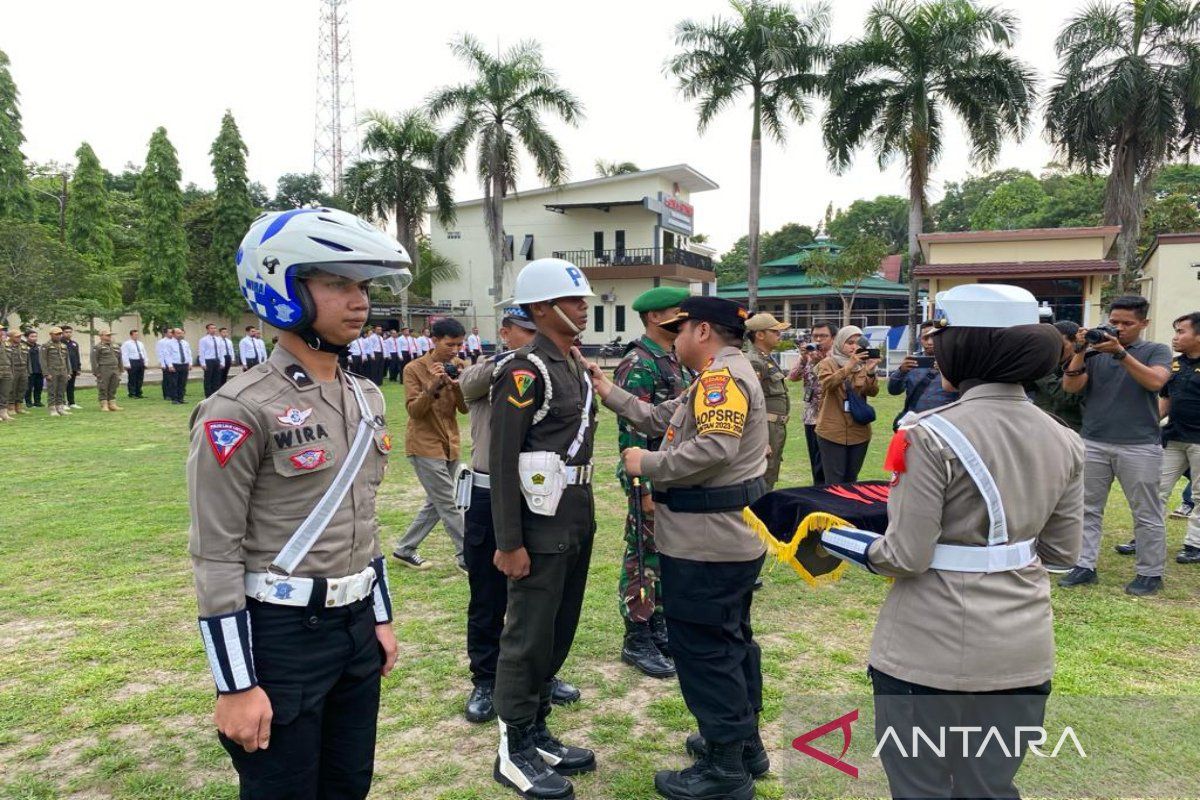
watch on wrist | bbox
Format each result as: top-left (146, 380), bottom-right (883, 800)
top-left (1112, 349), bottom-right (1128, 361)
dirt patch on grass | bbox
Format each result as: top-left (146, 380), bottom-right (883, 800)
top-left (0, 618), bottom-right (75, 651)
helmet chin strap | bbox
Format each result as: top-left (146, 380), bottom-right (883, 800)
top-left (552, 303), bottom-right (585, 336)
top-left (298, 326), bottom-right (350, 355)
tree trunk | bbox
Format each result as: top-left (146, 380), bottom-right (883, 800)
top-left (1101, 130), bottom-right (1144, 294)
top-left (747, 92), bottom-right (763, 312)
top-left (395, 202), bottom-right (414, 326)
top-left (484, 142), bottom-right (506, 339)
top-left (906, 149), bottom-right (927, 354)
top-left (841, 294), bottom-right (853, 328)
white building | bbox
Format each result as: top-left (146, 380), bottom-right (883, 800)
top-left (429, 164), bottom-right (718, 347)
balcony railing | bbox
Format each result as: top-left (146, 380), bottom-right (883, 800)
top-left (551, 247), bottom-right (713, 271)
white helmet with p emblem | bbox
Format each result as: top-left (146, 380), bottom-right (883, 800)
top-left (511, 257), bottom-right (594, 335)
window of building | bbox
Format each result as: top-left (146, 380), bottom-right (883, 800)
top-left (615, 305), bottom-right (626, 332)
top-left (615, 230), bottom-right (626, 259)
top-left (520, 234), bottom-right (534, 260)
top-left (593, 231), bottom-right (605, 258)
top-left (594, 306), bottom-right (605, 332)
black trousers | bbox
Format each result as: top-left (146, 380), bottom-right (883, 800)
top-left (222, 598), bottom-right (382, 800)
top-left (66, 373), bottom-right (77, 405)
top-left (26, 373), bottom-right (43, 405)
top-left (817, 436), bottom-right (869, 484)
top-left (399, 355), bottom-right (412, 378)
top-left (386, 356), bottom-right (400, 382)
top-left (470, 350), bottom-right (481, 364)
top-left (660, 553), bottom-right (764, 744)
top-left (127, 361), bottom-right (145, 397)
top-left (350, 357), bottom-right (364, 376)
top-left (804, 423), bottom-right (826, 485)
top-left (372, 356), bottom-right (384, 386)
top-left (870, 667), bottom-right (1051, 800)
top-left (494, 534), bottom-right (594, 727)
top-left (203, 360), bottom-right (222, 397)
top-left (167, 365), bottom-right (189, 402)
top-left (464, 485), bottom-right (508, 686)
top-left (220, 362), bottom-right (232, 387)
top-left (244, 358), bottom-right (260, 370)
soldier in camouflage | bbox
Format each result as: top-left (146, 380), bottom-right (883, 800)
top-left (90, 330), bottom-right (123, 412)
top-left (7, 329), bottom-right (30, 417)
top-left (744, 313), bottom-right (792, 490)
top-left (615, 286), bottom-right (694, 679)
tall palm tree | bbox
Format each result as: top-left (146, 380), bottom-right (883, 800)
top-left (668, 0), bottom-right (829, 311)
top-left (429, 35), bottom-right (583, 326)
top-left (346, 109), bottom-right (455, 322)
top-left (1046, 0), bottom-right (1200, 291)
top-left (823, 0), bottom-right (1035, 337)
top-left (595, 159), bottom-right (641, 177)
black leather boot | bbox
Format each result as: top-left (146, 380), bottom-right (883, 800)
top-left (685, 729), bottom-right (770, 778)
top-left (622, 619), bottom-right (676, 679)
top-left (494, 720), bottom-right (575, 799)
top-left (655, 738), bottom-right (754, 800)
top-left (533, 700), bottom-right (596, 775)
top-left (649, 612), bottom-right (670, 658)
top-left (465, 682), bottom-right (496, 723)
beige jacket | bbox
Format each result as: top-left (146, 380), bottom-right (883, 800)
top-left (867, 383), bottom-right (1084, 691)
top-left (187, 343), bottom-right (390, 617)
top-left (604, 345), bottom-right (768, 562)
top-left (815, 355), bottom-right (879, 445)
top-left (403, 352), bottom-right (467, 460)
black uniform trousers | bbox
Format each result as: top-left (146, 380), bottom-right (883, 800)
top-left (127, 360), bottom-right (145, 397)
top-left (464, 484), bottom-right (508, 686)
top-left (386, 355), bottom-right (400, 382)
top-left (203, 359), bottom-right (222, 397)
top-left (870, 667), bottom-right (1051, 800)
top-left (660, 552), bottom-right (765, 745)
top-left (493, 534), bottom-right (594, 727)
top-left (222, 597), bottom-right (382, 800)
top-left (26, 372), bottom-right (43, 406)
top-left (371, 355), bottom-right (384, 386)
top-left (65, 373), bottom-right (77, 405)
top-left (804, 423), bottom-right (826, 484)
top-left (167, 365), bottom-right (189, 402)
top-left (220, 359), bottom-right (232, 387)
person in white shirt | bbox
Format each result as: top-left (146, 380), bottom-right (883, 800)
top-left (155, 330), bottom-right (174, 400)
top-left (416, 328), bottom-right (432, 356)
top-left (121, 329), bottom-right (149, 399)
top-left (466, 327), bottom-right (483, 364)
top-left (218, 327), bottom-right (236, 387)
top-left (199, 323), bottom-right (224, 398)
top-left (399, 327), bottom-right (415, 378)
top-left (167, 327), bottom-right (193, 404)
top-left (383, 330), bottom-right (400, 382)
top-left (349, 332), bottom-right (367, 375)
top-left (368, 325), bottom-right (386, 386)
top-left (239, 326), bottom-right (268, 368)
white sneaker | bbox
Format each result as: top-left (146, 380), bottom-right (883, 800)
top-left (1171, 502), bottom-right (1195, 519)
top-left (69, 403), bottom-right (83, 410)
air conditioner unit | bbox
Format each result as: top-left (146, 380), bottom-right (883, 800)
top-left (601, 291), bottom-right (617, 303)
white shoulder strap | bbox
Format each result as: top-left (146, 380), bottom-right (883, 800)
top-left (268, 375), bottom-right (382, 577)
top-left (917, 414), bottom-right (1009, 546)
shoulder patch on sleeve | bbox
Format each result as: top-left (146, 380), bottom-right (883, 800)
top-left (204, 419), bottom-right (253, 467)
top-left (511, 369), bottom-right (537, 398)
top-left (693, 367), bottom-right (748, 437)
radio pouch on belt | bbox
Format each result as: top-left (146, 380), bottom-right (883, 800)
top-left (453, 463), bottom-right (474, 511)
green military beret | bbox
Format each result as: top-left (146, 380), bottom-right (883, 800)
top-left (631, 286), bottom-right (691, 313)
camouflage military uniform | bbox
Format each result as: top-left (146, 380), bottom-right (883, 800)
top-left (0, 335), bottom-right (13, 421)
top-left (614, 335), bottom-right (694, 621)
top-left (745, 344), bottom-right (790, 489)
top-left (91, 336), bottom-right (123, 409)
top-left (8, 336), bottom-right (29, 415)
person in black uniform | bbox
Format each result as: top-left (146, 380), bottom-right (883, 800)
top-left (61, 325), bottom-right (82, 409)
top-left (24, 330), bottom-right (43, 407)
top-left (490, 258), bottom-right (598, 800)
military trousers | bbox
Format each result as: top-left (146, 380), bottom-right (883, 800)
top-left (464, 484), bottom-right (507, 685)
top-left (221, 597), bottom-right (382, 800)
top-left (45, 373), bottom-right (68, 407)
top-left (765, 420), bottom-right (788, 490)
top-left (97, 371), bottom-right (119, 402)
top-left (870, 666), bottom-right (1051, 800)
top-left (0, 374), bottom-right (11, 407)
top-left (660, 553), bottom-right (764, 744)
top-left (619, 493), bottom-right (662, 622)
top-left (11, 372), bottom-right (27, 407)
top-left (494, 536), bottom-right (594, 727)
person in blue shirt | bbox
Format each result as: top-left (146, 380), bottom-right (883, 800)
top-left (887, 322), bottom-right (959, 427)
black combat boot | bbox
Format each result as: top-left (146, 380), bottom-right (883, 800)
top-left (649, 612), bottom-right (670, 658)
top-left (655, 738), bottom-right (754, 800)
top-left (685, 729), bottom-right (770, 778)
top-left (465, 682), bottom-right (496, 723)
top-left (532, 700), bottom-right (596, 775)
top-left (494, 720), bottom-right (575, 799)
top-left (622, 619), bottom-right (676, 679)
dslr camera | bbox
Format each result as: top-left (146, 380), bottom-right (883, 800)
top-left (1085, 324), bottom-right (1120, 345)
top-left (804, 343), bottom-right (818, 352)
top-left (443, 362), bottom-right (460, 379)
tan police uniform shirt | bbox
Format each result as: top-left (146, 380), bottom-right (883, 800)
top-left (41, 340), bottom-right (70, 377)
top-left (867, 382), bottom-right (1084, 691)
top-left (604, 345), bottom-right (768, 562)
top-left (90, 341), bottom-right (121, 374)
top-left (187, 342), bottom-right (391, 618)
top-left (459, 357), bottom-right (497, 474)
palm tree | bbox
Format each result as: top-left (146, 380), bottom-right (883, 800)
top-left (429, 35), bottom-right (583, 327)
top-left (822, 0), bottom-right (1036, 337)
top-left (1046, 0), bottom-right (1200, 291)
top-left (668, 0), bottom-right (829, 311)
top-left (595, 159), bottom-right (641, 177)
top-left (346, 109), bottom-right (455, 322)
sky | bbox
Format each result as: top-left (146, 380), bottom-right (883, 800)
top-left (7, 0), bottom-right (1078, 254)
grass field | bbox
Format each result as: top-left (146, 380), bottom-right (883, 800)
top-left (0, 379), bottom-right (1197, 799)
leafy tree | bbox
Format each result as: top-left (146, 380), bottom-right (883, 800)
top-left (1142, 192), bottom-right (1200, 249)
top-left (208, 111), bottom-right (256, 317)
top-left (824, 0), bottom-right (1036, 335)
top-left (272, 172), bottom-right (326, 209)
top-left (137, 127), bottom-right (191, 330)
top-left (668, 0), bottom-right (828, 310)
top-left (969, 175), bottom-right (1048, 230)
top-left (1153, 163), bottom-right (1200, 200)
top-left (761, 222), bottom-right (816, 263)
top-left (595, 160), bottom-right (641, 177)
top-left (828, 195), bottom-right (907, 252)
top-left (806, 235), bottom-right (889, 326)
top-left (1038, 170), bottom-right (1106, 228)
top-left (410, 236), bottom-right (462, 302)
top-left (0, 221), bottom-right (91, 323)
top-left (0, 50), bottom-right (33, 220)
top-left (429, 35), bottom-right (583, 331)
top-left (1046, 0), bottom-right (1200, 289)
top-left (248, 181), bottom-right (270, 209)
top-left (67, 143), bottom-right (114, 268)
top-left (933, 168), bottom-right (1034, 231)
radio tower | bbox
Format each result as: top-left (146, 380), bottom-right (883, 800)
top-left (313, 0), bottom-right (359, 196)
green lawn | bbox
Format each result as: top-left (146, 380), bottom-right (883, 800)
top-left (0, 381), bottom-right (1197, 799)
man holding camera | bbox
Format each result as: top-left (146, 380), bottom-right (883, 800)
top-left (887, 322), bottom-right (958, 427)
top-left (392, 318), bottom-right (469, 572)
top-left (1059, 296), bottom-right (1172, 596)
top-left (789, 323), bottom-right (835, 484)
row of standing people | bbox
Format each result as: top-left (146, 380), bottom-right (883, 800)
top-left (347, 326), bottom-right (485, 386)
top-left (0, 323), bottom-right (85, 418)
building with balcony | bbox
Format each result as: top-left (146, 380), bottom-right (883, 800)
top-left (913, 226), bottom-right (1121, 325)
top-left (429, 164), bottom-right (718, 346)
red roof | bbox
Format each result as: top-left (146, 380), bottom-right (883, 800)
top-left (913, 260), bottom-right (1120, 278)
top-left (879, 254), bottom-right (902, 282)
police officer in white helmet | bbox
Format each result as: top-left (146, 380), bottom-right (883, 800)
top-left (187, 207), bottom-right (411, 798)
top-left (489, 258), bottom-right (599, 799)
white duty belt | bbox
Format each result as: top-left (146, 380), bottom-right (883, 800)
top-left (245, 566), bottom-right (376, 608)
top-left (915, 415), bottom-right (1037, 573)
